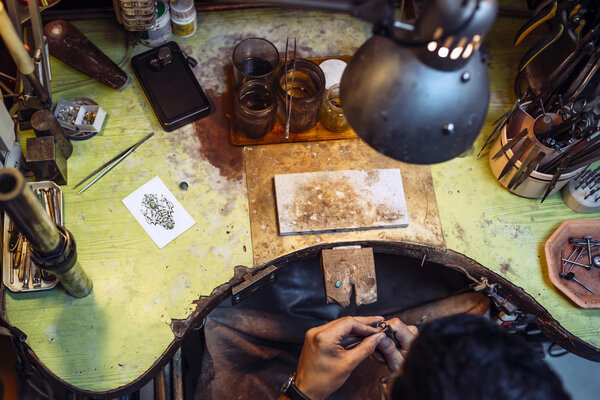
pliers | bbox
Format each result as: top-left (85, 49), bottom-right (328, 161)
top-left (514, 0), bottom-right (559, 46)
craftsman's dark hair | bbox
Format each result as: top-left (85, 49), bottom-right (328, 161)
top-left (390, 314), bottom-right (570, 400)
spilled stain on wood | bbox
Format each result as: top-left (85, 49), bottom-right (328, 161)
top-left (193, 91), bottom-right (243, 181)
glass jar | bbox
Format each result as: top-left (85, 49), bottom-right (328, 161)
top-left (275, 59), bottom-right (325, 133)
top-left (234, 80), bottom-right (277, 139)
top-left (232, 38), bottom-right (279, 90)
top-left (319, 83), bottom-right (349, 132)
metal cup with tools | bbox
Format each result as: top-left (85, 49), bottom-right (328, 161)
top-left (0, 168), bottom-right (92, 297)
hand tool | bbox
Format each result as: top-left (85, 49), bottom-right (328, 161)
top-left (477, 99), bottom-right (522, 158)
top-left (564, 47), bottom-right (600, 100)
top-left (12, 233), bottom-right (24, 272)
top-left (559, 271), bottom-right (595, 293)
top-left (561, 257), bottom-right (592, 270)
top-left (31, 264), bottom-right (42, 288)
top-left (377, 321), bottom-right (401, 348)
top-left (75, 132), bottom-right (154, 194)
top-left (17, 240), bottom-right (28, 282)
top-left (342, 320), bottom-right (401, 350)
top-left (22, 242), bottom-right (31, 289)
top-left (283, 38), bottom-right (297, 141)
top-left (492, 128), bottom-right (529, 160)
top-left (52, 187), bottom-right (61, 225)
top-left (514, 0), bottom-right (558, 46)
top-left (498, 137), bottom-right (533, 180)
top-left (507, 144), bottom-right (542, 190)
top-left (541, 156), bottom-right (569, 202)
top-left (518, 17), bottom-right (565, 72)
top-left (7, 219), bottom-right (20, 252)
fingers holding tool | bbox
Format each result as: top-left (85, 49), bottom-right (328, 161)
top-left (375, 318), bottom-right (419, 372)
top-left (295, 316), bottom-right (386, 400)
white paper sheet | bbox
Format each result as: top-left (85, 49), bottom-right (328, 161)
top-left (122, 176), bottom-right (195, 249)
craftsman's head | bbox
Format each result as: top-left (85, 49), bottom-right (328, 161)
top-left (388, 314), bottom-right (570, 400)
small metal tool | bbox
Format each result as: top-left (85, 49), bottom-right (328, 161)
top-left (507, 143), bottom-right (541, 190)
top-left (561, 258), bottom-right (591, 270)
top-left (498, 137), bottom-right (533, 180)
top-left (283, 38), bottom-right (297, 141)
top-left (75, 132), bottom-right (154, 194)
top-left (492, 128), bottom-right (529, 160)
top-left (559, 271), bottom-right (595, 294)
top-left (377, 321), bottom-right (400, 348)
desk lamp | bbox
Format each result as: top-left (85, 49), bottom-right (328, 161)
top-left (243, 0), bottom-right (498, 164)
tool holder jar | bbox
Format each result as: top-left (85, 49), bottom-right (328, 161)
top-left (489, 108), bottom-right (581, 199)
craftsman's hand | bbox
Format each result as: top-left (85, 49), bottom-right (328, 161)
top-left (294, 316), bottom-right (386, 400)
top-left (376, 318), bottom-right (419, 372)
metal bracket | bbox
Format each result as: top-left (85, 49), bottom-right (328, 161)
top-left (231, 265), bottom-right (277, 305)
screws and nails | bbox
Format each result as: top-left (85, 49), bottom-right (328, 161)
top-left (559, 271), bottom-right (595, 293)
top-left (561, 258), bottom-right (592, 270)
top-left (558, 235), bottom-right (599, 295)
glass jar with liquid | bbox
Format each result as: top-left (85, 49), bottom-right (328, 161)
top-left (275, 59), bottom-right (325, 133)
top-left (234, 80), bottom-right (277, 139)
top-left (319, 83), bottom-right (349, 132)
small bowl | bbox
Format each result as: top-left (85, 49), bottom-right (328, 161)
top-left (544, 219), bottom-right (600, 308)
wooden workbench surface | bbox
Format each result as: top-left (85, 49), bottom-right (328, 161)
top-left (1, 3), bottom-right (599, 395)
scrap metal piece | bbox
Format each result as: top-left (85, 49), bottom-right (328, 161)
top-left (26, 136), bottom-right (67, 185)
top-left (31, 109), bottom-right (73, 159)
top-left (321, 247), bottom-right (377, 307)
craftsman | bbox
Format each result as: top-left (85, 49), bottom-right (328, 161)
top-left (279, 314), bottom-right (570, 400)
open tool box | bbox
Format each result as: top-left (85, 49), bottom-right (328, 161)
top-left (2, 181), bottom-right (62, 292)
top-left (54, 98), bottom-right (107, 133)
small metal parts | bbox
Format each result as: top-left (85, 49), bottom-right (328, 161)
top-left (2, 182), bottom-right (61, 293)
top-left (55, 103), bottom-right (80, 127)
top-left (557, 235), bottom-right (599, 295)
top-left (54, 98), bottom-right (107, 136)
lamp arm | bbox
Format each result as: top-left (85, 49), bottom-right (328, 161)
top-left (227, 0), bottom-right (397, 27)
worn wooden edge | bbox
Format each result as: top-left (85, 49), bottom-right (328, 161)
top-left (2, 240), bottom-right (599, 397)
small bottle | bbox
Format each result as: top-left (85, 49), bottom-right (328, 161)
top-left (170, 0), bottom-right (197, 37)
top-left (319, 83), bottom-right (349, 132)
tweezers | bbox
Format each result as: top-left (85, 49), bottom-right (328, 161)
top-left (75, 132), bottom-right (154, 195)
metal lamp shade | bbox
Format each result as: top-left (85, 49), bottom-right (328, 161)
top-left (340, 35), bottom-right (490, 164)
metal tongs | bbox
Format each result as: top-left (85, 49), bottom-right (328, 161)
top-left (75, 132), bottom-right (154, 194)
top-left (284, 37), bottom-right (297, 141)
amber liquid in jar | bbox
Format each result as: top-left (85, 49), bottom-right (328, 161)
top-left (320, 83), bottom-right (349, 132)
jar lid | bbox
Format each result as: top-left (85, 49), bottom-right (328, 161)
top-left (170, 2), bottom-right (195, 20)
top-left (319, 59), bottom-right (347, 89)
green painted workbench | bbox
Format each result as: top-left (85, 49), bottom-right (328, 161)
top-left (1, 3), bottom-right (599, 396)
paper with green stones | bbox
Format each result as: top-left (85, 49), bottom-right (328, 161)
top-left (122, 176), bottom-right (195, 248)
